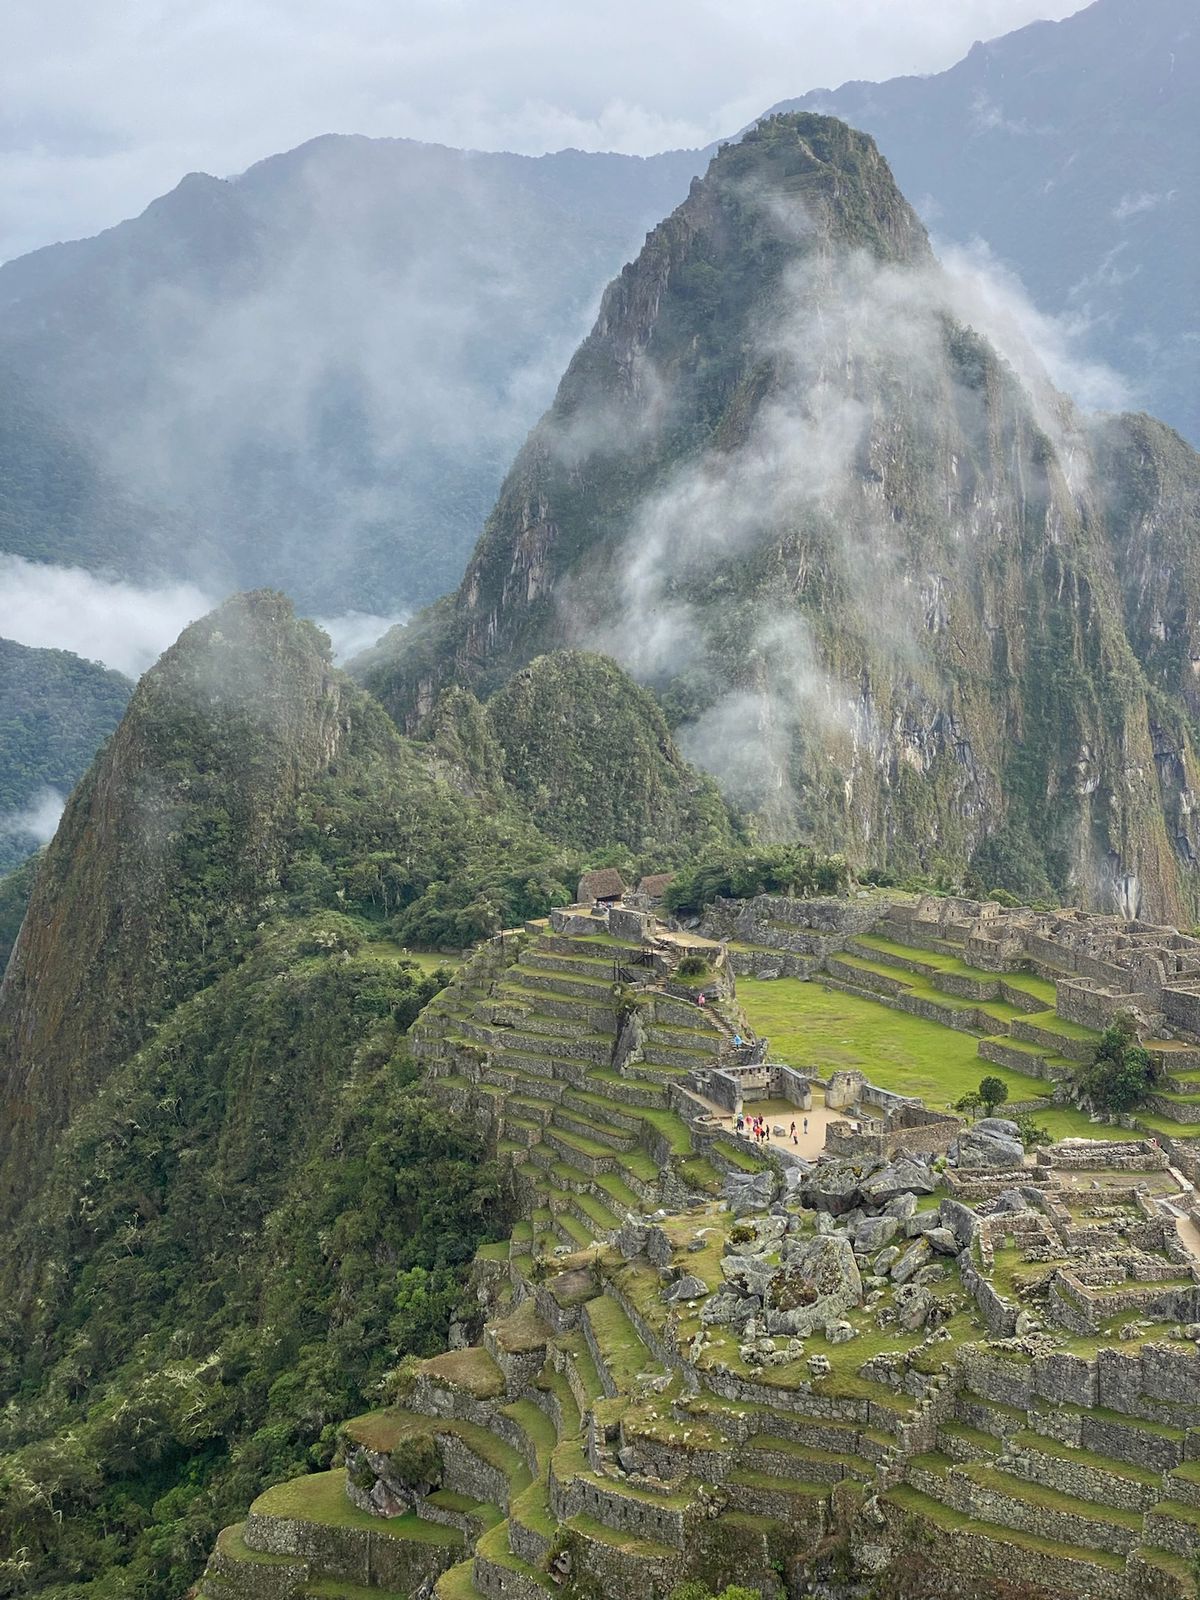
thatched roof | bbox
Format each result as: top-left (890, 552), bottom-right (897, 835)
top-left (637, 872), bottom-right (673, 901)
top-left (578, 868), bottom-right (626, 904)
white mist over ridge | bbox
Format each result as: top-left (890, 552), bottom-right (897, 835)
top-left (0, 786), bottom-right (65, 847)
top-left (0, 556), bottom-right (214, 678)
top-left (577, 192), bottom-right (1132, 819)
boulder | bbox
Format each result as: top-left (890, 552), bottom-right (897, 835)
top-left (939, 1198), bottom-right (981, 1249)
top-left (904, 1212), bottom-right (943, 1238)
top-left (951, 1127), bottom-right (1025, 1170)
top-left (854, 1215), bottom-right (900, 1254)
top-left (804, 1161), bottom-right (869, 1215)
top-left (826, 1319), bottom-right (858, 1344)
top-left (874, 1246), bottom-right (901, 1276)
top-left (701, 1291), bottom-right (756, 1327)
top-left (767, 1233), bottom-right (863, 1337)
top-left (861, 1158), bottom-right (936, 1204)
top-left (616, 1220), bottom-right (648, 1260)
top-left (666, 1274), bottom-right (709, 1303)
top-left (894, 1285), bottom-right (932, 1332)
top-left (724, 1171), bottom-right (775, 1216)
top-left (891, 1238), bottom-right (932, 1284)
top-left (926, 1227), bottom-right (960, 1256)
top-left (884, 1193), bottom-right (919, 1221)
top-left (720, 1252), bottom-right (778, 1300)
top-left (977, 1117), bottom-right (1021, 1138)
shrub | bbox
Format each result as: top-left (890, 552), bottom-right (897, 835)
top-left (676, 955), bottom-right (710, 980)
top-left (1073, 1011), bottom-right (1157, 1112)
top-left (387, 1432), bottom-right (443, 1491)
top-left (1012, 1112), bottom-right (1052, 1148)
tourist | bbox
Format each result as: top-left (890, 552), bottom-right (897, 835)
top-left (735, 1113), bottom-right (744, 1134)
top-left (803, 1116), bottom-right (809, 1136)
top-left (697, 992), bottom-right (706, 1007)
top-left (733, 1032), bottom-right (743, 1048)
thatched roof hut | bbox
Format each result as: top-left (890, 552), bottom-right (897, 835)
top-left (636, 873), bottom-right (673, 903)
top-left (577, 868), bottom-right (626, 905)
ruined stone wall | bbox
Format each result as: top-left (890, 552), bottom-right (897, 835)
top-left (243, 1509), bottom-right (452, 1592)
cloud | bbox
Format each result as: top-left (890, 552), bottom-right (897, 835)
top-left (315, 609), bottom-right (410, 663)
top-left (0, 786), bottom-right (65, 847)
top-left (0, 0), bottom-right (1083, 262)
top-left (936, 237), bottom-right (1134, 412)
top-left (1112, 190), bottom-right (1174, 222)
top-left (0, 555), bottom-right (213, 677)
top-left (562, 177), bottom-right (1131, 824)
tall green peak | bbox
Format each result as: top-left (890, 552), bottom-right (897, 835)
top-left (0, 590), bottom-right (350, 1214)
top-left (360, 112), bottom-right (1200, 923)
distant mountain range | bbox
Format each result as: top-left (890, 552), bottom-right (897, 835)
top-left (771, 0), bottom-right (1198, 445)
top-left (0, 640), bottom-right (131, 872)
top-left (0, 0), bottom-right (1192, 624)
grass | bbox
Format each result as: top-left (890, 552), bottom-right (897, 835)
top-left (251, 1472), bottom-right (462, 1544)
top-left (962, 1462), bottom-right (1142, 1528)
top-left (584, 1292), bottom-right (660, 1389)
top-left (883, 1485), bottom-right (1127, 1571)
top-left (566, 1512), bottom-right (676, 1559)
top-left (422, 1347), bottom-right (505, 1398)
top-left (434, 1566), bottom-right (485, 1600)
top-left (371, 940), bottom-right (461, 975)
top-left (738, 978), bottom-right (1045, 1105)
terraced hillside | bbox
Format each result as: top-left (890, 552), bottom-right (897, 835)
top-left (407, 915), bottom-right (772, 1240)
top-left (199, 1139), bottom-right (1200, 1600)
top-left (196, 894), bottom-right (1200, 1600)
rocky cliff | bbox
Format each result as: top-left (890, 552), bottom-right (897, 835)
top-left (361, 113), bottom-right (1200, 923)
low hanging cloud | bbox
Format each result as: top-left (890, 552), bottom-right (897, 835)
top-left (315, 609), bottom-right (411, 663)
top-left (0, 555), bottom-right (214, 678)
top-left (0, 786), bottom-right (66, 848)
top-left (569, 177), bottom-right (1132, 823)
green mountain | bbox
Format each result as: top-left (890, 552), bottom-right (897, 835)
top-left (0, 592), bottom-right (738, 1600)
top-left (361, 112), bottom-right (1200, 925)
top-left (0, 638), bottom-right (132, 873)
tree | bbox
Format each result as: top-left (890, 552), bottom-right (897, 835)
top-left (1012, 1112), bottom-right (1052, 1148)
top-left (978, 1076), bottom-right (1009, 1117)
top-left (1074, 1011), bottom-right (1156, 1113)
top-left (954, 1089), bottom-right (983, 1121)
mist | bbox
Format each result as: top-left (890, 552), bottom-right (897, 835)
top-left (0, 555), bottom-right (214, 678)
top-left (569, 178), bottom-right (1131, 826)
top-left (0, 786), bottom-right (65, 848)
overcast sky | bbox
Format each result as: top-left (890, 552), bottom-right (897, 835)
top-left (1, 0), bottom-right (1085, 263)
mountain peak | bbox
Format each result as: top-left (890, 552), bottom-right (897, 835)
top-left (0, 590), bottom-right (349, 1213)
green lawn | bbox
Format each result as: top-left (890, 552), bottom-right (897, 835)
top-left (370, 940), bottom-right (462, 975)
top-left (738, 978), bottom-right (1046, 1107)
top-left (251, 1471), bottom-right (461, 1543)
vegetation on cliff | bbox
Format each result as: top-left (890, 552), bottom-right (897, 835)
top-left (0, 917), bottom-right (502, 1600)
top-left (0, 594), bottom-right (748, 1600)
top-left (0, 640), bottom-right (131, 871)
top-left (483, 651), bottom-right (735, 853)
